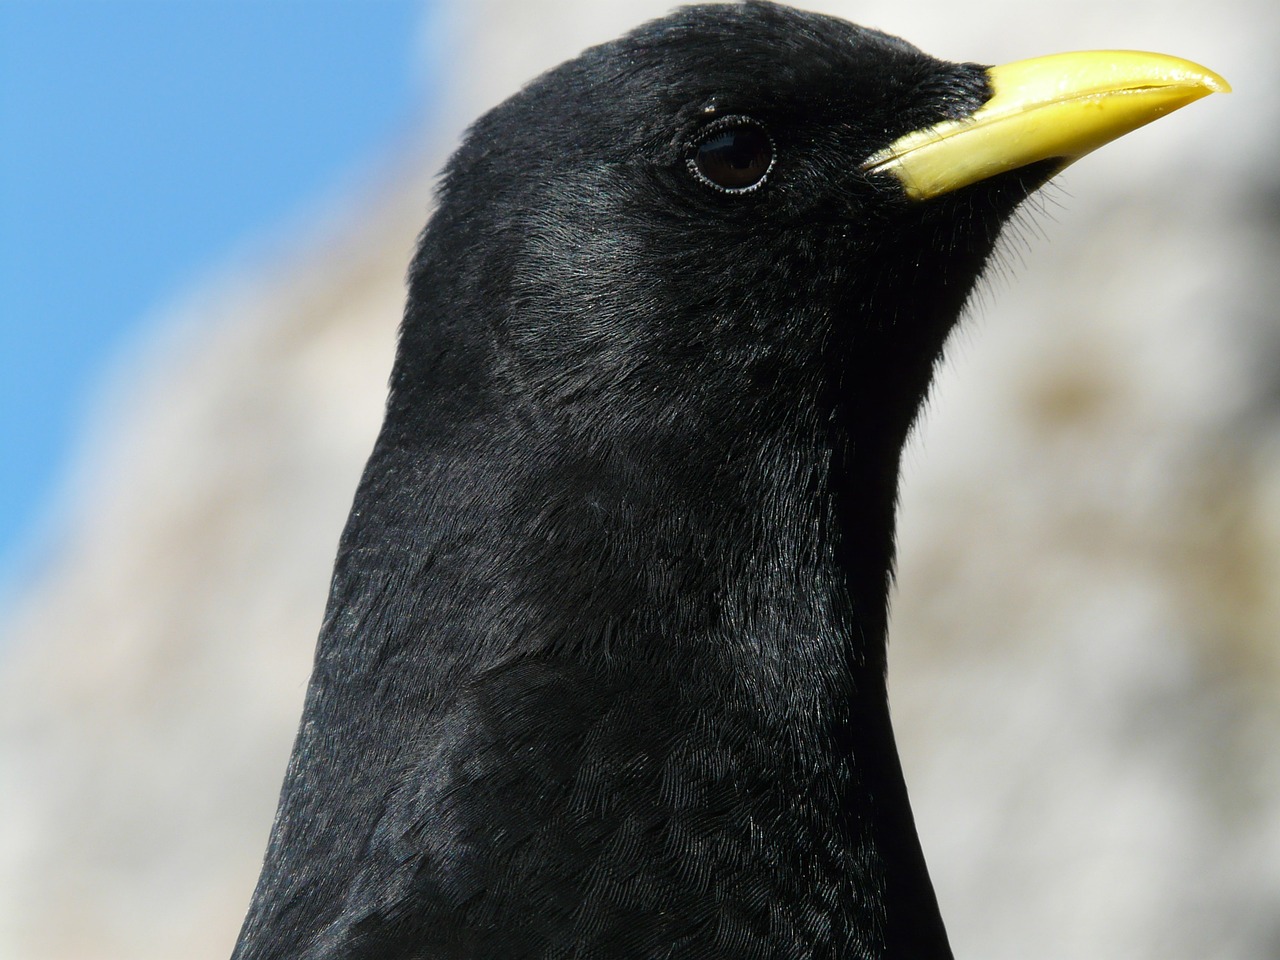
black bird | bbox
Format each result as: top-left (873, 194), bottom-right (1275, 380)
top-left (231, 3), bottom-right (1225, 957)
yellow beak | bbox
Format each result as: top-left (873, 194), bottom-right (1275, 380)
top-left (862, 50), bottom-right (1230, 201)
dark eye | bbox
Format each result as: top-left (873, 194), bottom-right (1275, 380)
top-left (688, 118), bottom-right (774, 193)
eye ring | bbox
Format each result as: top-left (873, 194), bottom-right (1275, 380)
top-left (686, 116), bottom-right (775, 195)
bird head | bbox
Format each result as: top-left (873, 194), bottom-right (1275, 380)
top-left (395, 0), bottom-right (1224, 470)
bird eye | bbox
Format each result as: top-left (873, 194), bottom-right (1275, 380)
top-left (688, 118), bottom-right (774, 193)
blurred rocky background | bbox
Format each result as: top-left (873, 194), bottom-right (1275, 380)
top-left (0, 1), bottom-right (1275, 958)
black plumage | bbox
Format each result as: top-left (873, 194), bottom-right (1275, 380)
top-left (230, 3), bottom-right (1218, 958)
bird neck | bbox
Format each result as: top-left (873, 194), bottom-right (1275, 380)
top-left (678, 422), bottom-right (952, 957)
top-left (341, 391), bottom-right (951, 956)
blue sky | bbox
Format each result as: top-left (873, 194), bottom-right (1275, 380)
top-left (0, 0), bottom-right (434, 585)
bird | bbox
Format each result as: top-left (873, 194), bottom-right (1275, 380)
top-left (229, 3), bottom-right (1227, 957)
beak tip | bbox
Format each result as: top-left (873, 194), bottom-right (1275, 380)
top-left (1204, 73), bottom-right (1232, 95)
top-left (1174, 56), bottom-right (1231, 94)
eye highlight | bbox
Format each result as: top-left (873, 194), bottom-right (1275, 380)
top-left (688, 117), bottom-right (775, 194)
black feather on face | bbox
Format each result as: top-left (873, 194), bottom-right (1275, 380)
top-left (402, 3), bottom-right (1021, 431)
top-left (231, 3), bottom-right (1223, 959)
